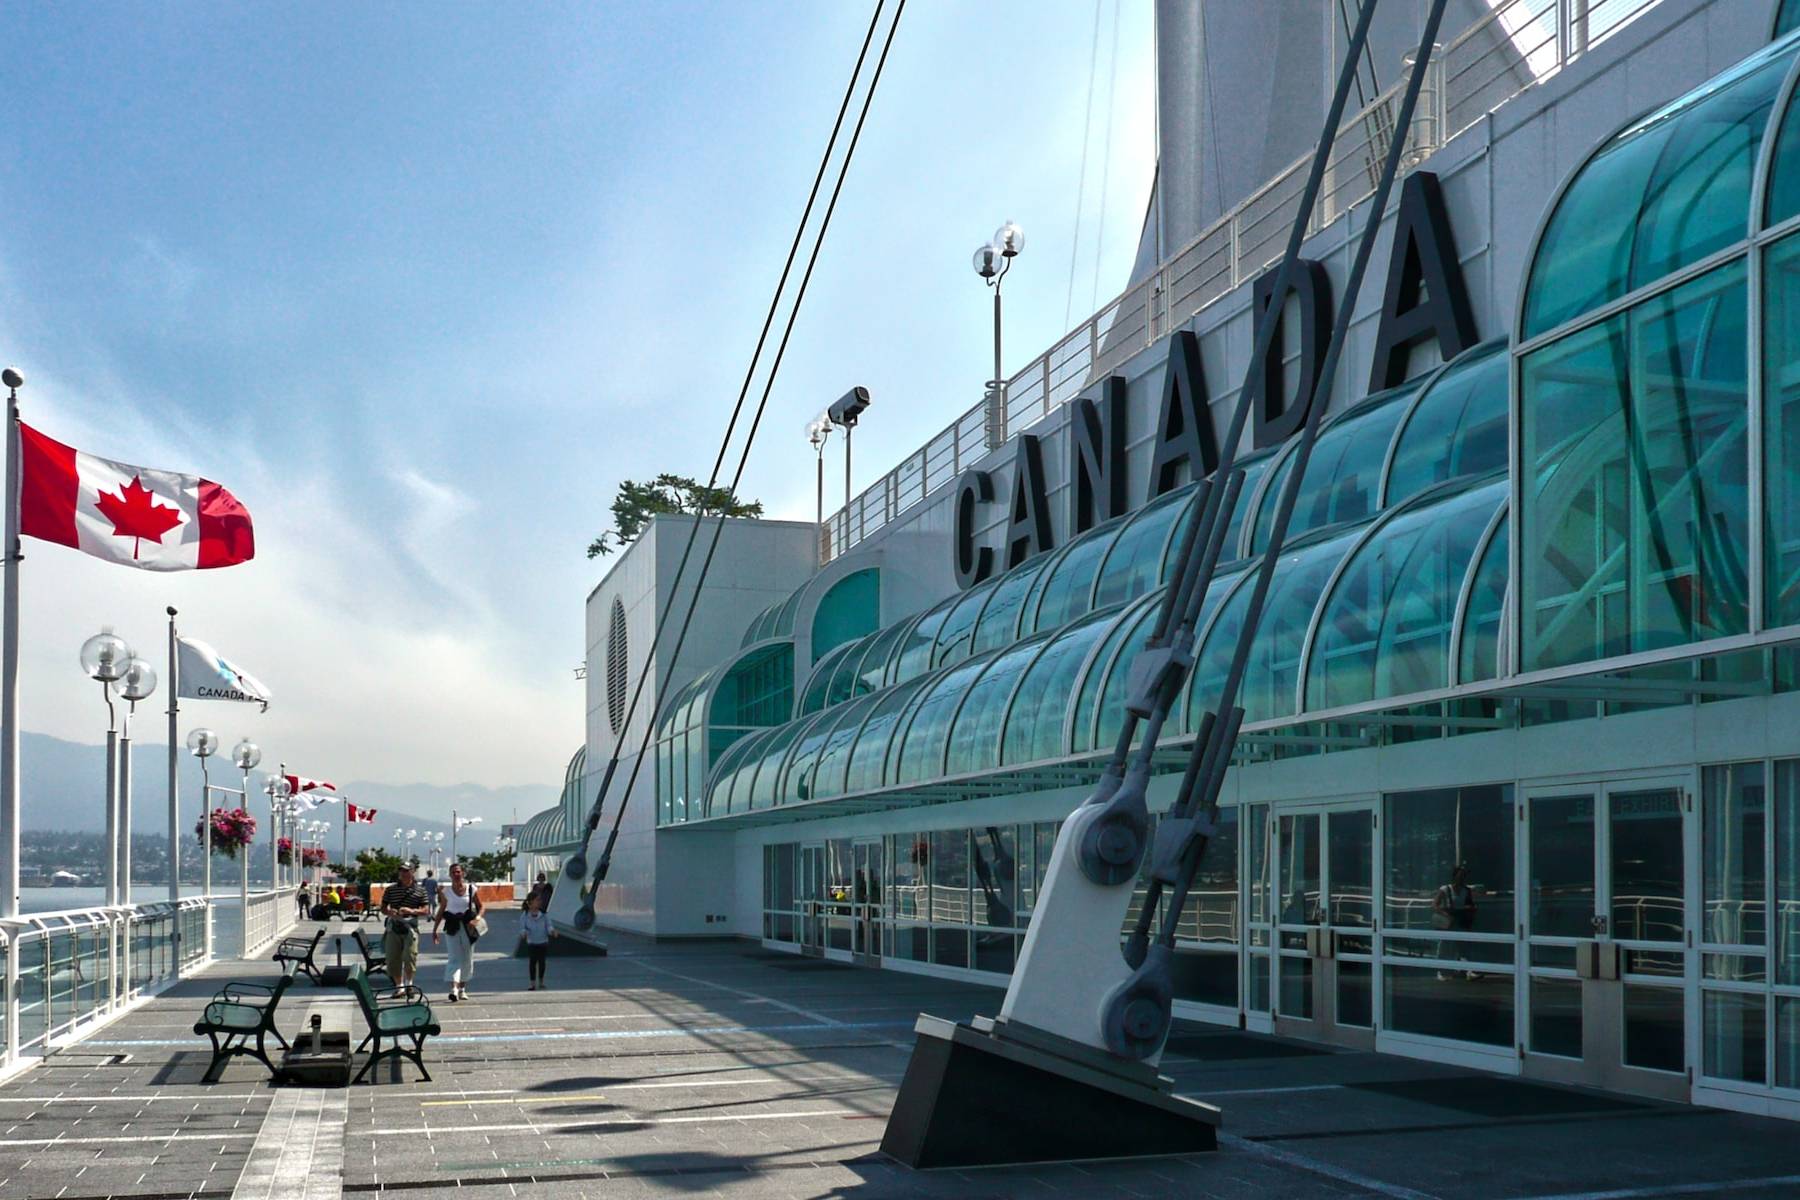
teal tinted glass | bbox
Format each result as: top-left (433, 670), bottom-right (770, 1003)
top-left (1521, 261), bottom-right (1749, 670)
top-left (1248, 446), bottom-right (1297, 557)
top-left (811, 568), bottom-right (880, 662)
top-left (848, 621), bottom-right (906, 698)
top-left (1000, 606), bottom-right (1122, 764)
top-left (933, 577), bottom-right (999, 668)
top-left (1459, 514), bottom-right (1508, 683)
top-left (1385, 341), bottom-right (1508, 506)
top-left (810, 692), bottom-right (879, 799)
top-left (973, 555), bottom-right (1051, 653)
top-left (772, 586), bottom-right (806, 640)
top-left (1094, 488), bottom-right (1191, 609)
top-left (1187, 574), bottom-right (1255, 728)
top-left (1766, 56), bottom-right (1800, 224)
top-left (894, 653), bottom-right (999, 786)
top-left (799, 641), bottom-right (856, 716)
top-left (1286, 387), bottom-right (1417, 536)
top-left (1306, 477), bottom-right (1506, 711)
top-left (1071, 592), bottom-right (1159, 754)
top-left (1220, 451), bottom-right (1276, 562)
top-left (1029, 517), bottom-right (1127, 635)
top-left (1782, 1), bottom-right (1800, 38)
top-left (1236, 526), bottom-right (1364, 723)
top-left (1764, 233), bottom-right (1800, 626)
top-left (748, 718), bottom-right (809, 810)
top-left (842, 677), bottom-right (929, 795)
top-left (892, 600), bottom-right (955, 685)
top-left (946, 634), bottom-right (1050, 774)
top-left (779, 711), bottom-right (839, 806)
top-left (1088, 597), bottom-right (1168, 755)
top-left (1524, 40), bottom-right (1794, 337)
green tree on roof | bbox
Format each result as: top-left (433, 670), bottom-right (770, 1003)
top-left (587, 474), bottom-right (763, 558)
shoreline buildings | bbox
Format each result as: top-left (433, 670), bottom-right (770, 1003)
top-left (524, 1), bottom-right (1800, 1119)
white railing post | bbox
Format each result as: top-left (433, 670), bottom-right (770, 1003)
top-left (2, 928), bottom-right (15, 1069)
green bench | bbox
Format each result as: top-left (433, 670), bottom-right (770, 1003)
top-left (193, 972), bottom-right (295, 1081)
top-left (351, 928), bottom-right (393, 986)
top-left (348, 967), bottom-right (439, 1083)
top-left (273, 929), bottom-right (325, 984)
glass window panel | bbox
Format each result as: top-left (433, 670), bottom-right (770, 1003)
top-left (1278, 955), bottom-right (1313, 1018)
top-left (778, 712), bottom-right (839, 806)
top-left (1290, 386), bottom-right (1417, 537)
top-left (1525, 39), bottom-right (1792, 337)
top-left (1384, 964), bottom-right (1514, 1046)
top-left (1220, 451), bottom-right (1275, 563)
top-left (971, 826), bottom-right (1019, 928)
top-left (1703, 991), bottom-right (1768, 1084)
top-left (1763, 234), bottom-right (1800, 626)
top-left (1248, 445), bottom-right (1297, 559)
top-left (1094, 486), bottom-right (1191, 610)
top-left (842, 677), bottom-right (929, 795)
top-left (1777, 760), bottom-right (1800, 985)
top-left (1237, 527), bottom-right (1364, 724)
top-left (1703, 762), bottom-right (1766, 948)
top-left (843, 622), bottom-right (903, 702)
top-left (891, 599), bottom-right (956, 685)
top-left (1085, 594), bottom-right (1171, 756)
top-left (1531, 977), bottom-right (1584, 1058)
top-left (1278, 814), bottom-right (1320, 926)
top-left (1778, 996), bottom-right (1800, 1088)
top-left (930, 829), bottom-right (971, 926)
top-left (1308, 478), bottom-right (1506, 711)
top-left (811, 568), bottom-right (880, 662)
top-left (807, 693), bottom-right (878, 801)
top-left (1246, 804), bottom-right (1271, 927)
top-left (945, 636), bottom-right (1048, 775)
top-left (932, 577), bottom-right (999, 668)
top-left (1338, 960), bottom-right (1373, 1028)
top-left (1000, 606), bottom-right (1122, 764)
top-left (893, 653), bottom-right (999, 786)
top-left (1170, 947), bottom-right (1238, 1008)
top-left (1780, 1), bottom-right (1800, 42)
top-left (1172, 807), bottom-right (1239, 946)
top-left (1030, 518), bottom-right (1127, 635)
top-left (1611, 788), bottom-right (1685, 944)
top-left (973, 556), bottom-right (1052, 654)
top-left (748, 719), bottom-right (808, 811)
top-left (1530, 792), bottom-right (1596, 938)
top-left (1328, 810), bottom-right (1374, 928)
top-left (1386, 341), bottom-right (1510, 506)
top-left (1624, 985), bottom-right (1686, 1073)
top-left (1386, 785), bottom-right (1516, 936)
top-left (1521, 262), bottom-right (1750, 671)
top-left (892, 836), bottom-right (928, 921)
top-left (799, 641), bottom-right (855, 716)
top-left (1458, 514), bottom-right (1509, 684)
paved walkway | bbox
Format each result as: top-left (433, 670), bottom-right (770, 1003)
top-left (0, 911), bottom-right (1796, 1199)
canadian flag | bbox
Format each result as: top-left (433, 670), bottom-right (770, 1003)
top-left (17, 423), bottom-right (253, 570)
top-left (285, 775), bottom-right (336, 795)
top-left (347, 803), bottom-right (377, 824)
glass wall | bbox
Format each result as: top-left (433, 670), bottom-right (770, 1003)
top-left (1764, 233), bottom-right (1800, 630)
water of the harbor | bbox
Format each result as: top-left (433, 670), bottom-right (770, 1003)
top-left (19, 885), bottom-right (276, 960)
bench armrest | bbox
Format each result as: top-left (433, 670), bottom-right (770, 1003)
top-left (219, 981), bottom-right (276, 1002)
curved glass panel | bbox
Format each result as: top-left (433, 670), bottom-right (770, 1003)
top-left (1766, 56), bottom-right (1800, 224)
top-left (1306, 477), bottom-right (1507, 712)
top-left (1094, 487), bottom-right (1192, 611)
top-left (1247, 444), bottom-right (1297, 558)
top-left (809, 692), bottom-right (881, 800)
top-left (1523, 38), bottom-right (1795, 337)
top-left (778, 710), bottom-right (840, 806)
top-left (708, 643), bottom-right (792, 763)
top-left (1385, 341), bottom-right (1509, 505)
top-left (811, 568), bottom-right (880, 662)
top-left (1520, 261), bottom-right (1750, 670)
top-left (1291, 386), bottom-right (1418, 536)
top-left (1781, 0), bottom-right (1800, 39)
top-left (798, 640), bottom-right (857, 716)
top-left (891, 599), bottom-right (955, 685)
top-left (933, 577), bottom-right (1000, 668)
top-left (973, 554), bottom-right (1052, 653)
top-left (842, 677), bottom-right (930, 795)
top-left (1220, 450), bottom-right (1277, 562)
top-left (893, 652), bottom-right (1000, 786)
top-left (839, 622), bottom-right (902, 703)
top-left (1029, 517), bottom-right (1127, 635)
top-left (1085, 595), bottom-right (1169, 756)
top-left (1765, 231), bottom-right (1800, 626)
top-left (1069, 593), bottom-right (1157, 755)
top-left (1459, 514), bottom-right (1509, 684)
top-left (773, 586), bottom-right (806, 640)
top-left (944, 634), bottom-right (1051, 775)
top-left (747, 717), bottom-right (810, 811)
top-left (1001, 605), bottom-right (1124, 765)
top-left (712, 726), bottom-right (775, 816)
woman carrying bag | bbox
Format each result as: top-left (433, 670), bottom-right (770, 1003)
top-left (431, 862), bottom-right (485, 1002)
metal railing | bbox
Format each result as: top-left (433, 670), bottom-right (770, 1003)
top-left (821, 0), bottom-right (1664, 564)
top-left (0, 892), bottom-right (298, 1075)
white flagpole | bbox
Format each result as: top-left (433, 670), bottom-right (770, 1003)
top-left (166, 608), bottom-right (179, 902)
top-left (1, 369), bottom-right (24, 921)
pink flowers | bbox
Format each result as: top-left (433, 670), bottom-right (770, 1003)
top-left (277, 836), bottom-right (294, 866)
top-left (194, 807), bottom-right (257, 857)
top-left (301, 847), bottom-right (329, 868)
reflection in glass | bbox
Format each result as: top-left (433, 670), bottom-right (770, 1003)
top-left (1278, 956), bottom-right (1313, 1019)
top-left (1765, 236), bottom-right (1800, 627)
top-left (1387, 786), bottom-right (1516, 935)
top-left (1278, 814), bottom-right (1321, 926)
top-left (1779, 996), bottom-right (1800, 1088)
top-left (1704, 990), bottom-right (1766, 1083)
top-left (1610, 789), bottom-right (1685, 944)
top-left (1703, 762), bottom-right (1766, 948)
top-left (1338, 960), bottom-right (1372, 1028)
top-left (1247, 805), bottom-right (1271, 927)
top-left (1624, 985), bottom-right (1686, 1073)
top-left (1530, 794), bottom-right (1596, 938)
top-left (1385, 965), bottom-right (1513, 1046)
top-left (1779, 761), bottom-right (1800, 986)
top-left (1530, 977), bottom-right (1583, 1059)
top-left (1328, 811), bottom-right (1373, 927)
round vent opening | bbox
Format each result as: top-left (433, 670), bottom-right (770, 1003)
top-left (605, 598), bottom-right (629, 735)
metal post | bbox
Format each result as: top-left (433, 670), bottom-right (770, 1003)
top-left (0, 373), bottom-right (21, 922)
top-left (104, 726), bottom-right (119, 908)
top-left (240, 771), bottom-right (251, 956)
top-left (201, 760), bottom-right (212, 960)
top-left (843, 426), bottom-right (853, 514)
top-left (166, 610), bottom-right (179, 902)
top-left (119, 715), bottom-right (133, 904)
top-left (452, 811), bottom-right (457, 864)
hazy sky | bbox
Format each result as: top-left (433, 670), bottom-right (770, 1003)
top-left (0, 2), bottom-right (1154, 789)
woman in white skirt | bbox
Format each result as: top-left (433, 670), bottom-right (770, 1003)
top-left (430, 862), bottom-right (483, 1002)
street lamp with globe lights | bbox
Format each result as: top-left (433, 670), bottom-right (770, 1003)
top-left (807, 415), bottom-right (833, 531)
top-left (230, 739), bottom-right (260, 945)
top-left (112, 657), bottom-right (157, 904)
top-left (186, 728), bottom-right (218, 956)
top-left (81, 629), bottom-right (133, 907)
top-left (268, 774), bottom-right (292, 891)
top-left (974, 221), bottom-right (1024, 446)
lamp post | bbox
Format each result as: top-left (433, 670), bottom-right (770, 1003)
top-left (406, 829), bottom-right (418, 865)
top-left (974, 220), bottom-right (1024, 446)
top-left (807, 416), bottom-right (833, 529)
top-left (80, 630), bottom-right (132, 908)
top-left (826, 387), bottom-right (872, 514)
top-left (112, 657), bottom-right (157, 909)
top-left (186, 728), bottom-right (218, 958)
top-left (232, 740), bottom-right (260, 948)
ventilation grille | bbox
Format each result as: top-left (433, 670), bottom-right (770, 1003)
top-left (606, 598), bottom-right (629, 736)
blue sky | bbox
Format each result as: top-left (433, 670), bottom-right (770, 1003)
top-left (0, 2), bottom-right (1153, 790)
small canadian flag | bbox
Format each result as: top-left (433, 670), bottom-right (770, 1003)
top-left (285, 775), bottom-right (336, 795)
top-left (17, 423), bottom-right (253, 571)
top-left (347, 803), bottom-right (377, 824)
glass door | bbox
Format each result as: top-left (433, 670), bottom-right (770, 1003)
top-left (1270, 801), bottom-right (1378, 1047)
top-left (1524, 779), bottom-right (1692, 1099)
top-left (852, 838), bottom-right (883, 964)
top-left (798, 843), bottom-right (826, 956)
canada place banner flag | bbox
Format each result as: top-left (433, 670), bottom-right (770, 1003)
top-left (18, 423), bottom-right (254, 570)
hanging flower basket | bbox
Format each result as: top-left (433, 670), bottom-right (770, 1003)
top-left (277, 836), bottom-right (294, 866)
top-left (195, 807), bottom-right (257, 858)
top-left (301, 847), bottom-right (329, 868)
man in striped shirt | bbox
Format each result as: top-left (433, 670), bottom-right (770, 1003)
top-left (381, 865), bottom-right (430, 994)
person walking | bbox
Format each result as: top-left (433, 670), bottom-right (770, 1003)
top-left (422, 869), bottom-right (440, 913)
top-left (295, 879), bottom-right (311, 919)
top-left (519, 891), bottom-right (556, 990)
top-left (381, 864), bottom-right (430, 996)
top-left (431, 862), bottom-right (483, 1002)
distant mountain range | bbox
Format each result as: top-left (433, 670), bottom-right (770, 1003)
top-left (17, 731), bottom-right (555, 858)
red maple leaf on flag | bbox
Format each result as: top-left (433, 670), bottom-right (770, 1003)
top-left (94, 476), bottom-right (184, 560)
